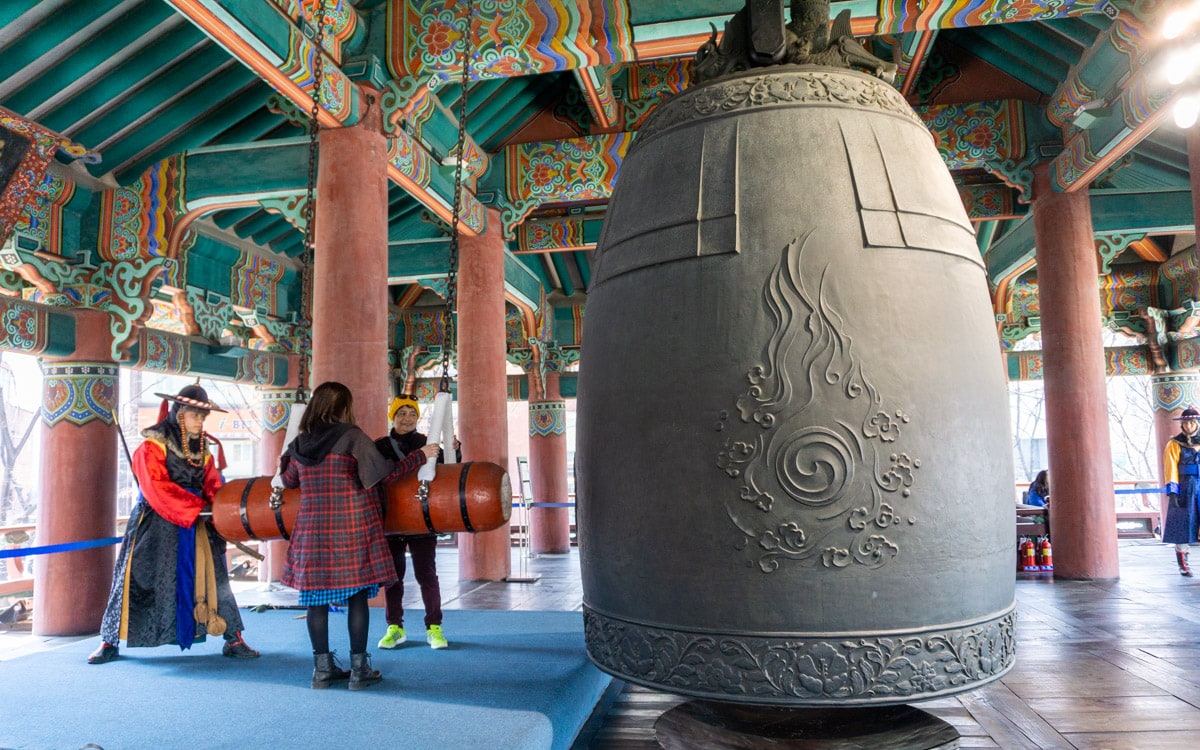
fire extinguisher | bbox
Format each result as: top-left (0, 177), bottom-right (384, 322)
top-left (1039, 537), bottom-right (1053, 570)
top-left (1020, 539), bottom-right (1037, 570)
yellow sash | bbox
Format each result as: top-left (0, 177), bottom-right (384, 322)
top-left (193, 521), bottom-right (228, 636)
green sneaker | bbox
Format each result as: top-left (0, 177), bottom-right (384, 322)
top-left (426, 624), bottom-right (448, 650)
top-left (377, 624), bottom-right (406, 649)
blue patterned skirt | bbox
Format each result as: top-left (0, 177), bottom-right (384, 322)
top-left (298, 584), bottom-right (381, 607)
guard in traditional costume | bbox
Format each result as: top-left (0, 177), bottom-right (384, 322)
top-left (1163, 406), bottom-right (1200, 577)
top-left (88, 384), bottom-right (259, 663)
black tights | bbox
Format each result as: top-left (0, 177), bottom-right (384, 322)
top-left (306, 590), bottom-right (372, 655)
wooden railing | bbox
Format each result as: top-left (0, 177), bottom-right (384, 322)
top-left (1015, 480), bottom-right (1163, 540)
top-left (1112, 480), bottom-right (1162, 538)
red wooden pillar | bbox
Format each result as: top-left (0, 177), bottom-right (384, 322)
top-left (1032, 162), bottom-right (1118, 579)
top-left (529, 372), bottom-right (570, 553)
top-left (310, 90), bottom-right (390, 437)
top-left (34, 310), bottom-right (118, 635)
top-left (457, 207), bottom-right (510, 580)
top-left (256, 387), bottom-right (295, 582)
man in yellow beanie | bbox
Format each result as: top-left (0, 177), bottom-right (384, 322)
top-left (374, 395), bottom-right (450, 650)
top-left (387, 395), bottom-right (420, 424)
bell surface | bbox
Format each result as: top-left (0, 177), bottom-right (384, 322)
top-left (577, 65), bottom-right (1016, 706)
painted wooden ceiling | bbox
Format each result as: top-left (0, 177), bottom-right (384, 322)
top-left (0, 0), bottom-right (1195, 377)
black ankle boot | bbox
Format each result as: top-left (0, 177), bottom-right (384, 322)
top-left (1178, 550), bottom-right (1194, 577)
top-left (349, 652), bottom-right (382, 690)
top-left (222, 632), bottom-right (260, 658)
top-left (312, 652), bottom-right (351, 689)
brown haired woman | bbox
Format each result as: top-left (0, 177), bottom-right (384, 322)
top-left (279, 381), bottom-right (439, 689)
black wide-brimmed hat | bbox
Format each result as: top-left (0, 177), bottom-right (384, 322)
top-left (153, 384), bottom-right (227, 414)
top-left (1174, 406), bottom-right (1200, 421)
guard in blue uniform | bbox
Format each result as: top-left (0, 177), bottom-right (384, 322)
top-left (1162, 406), bottom-right (1200, 577)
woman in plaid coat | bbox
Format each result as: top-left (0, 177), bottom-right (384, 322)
top-left (280, 381), bottom-right (439, 689)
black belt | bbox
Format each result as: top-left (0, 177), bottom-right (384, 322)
top-left (420, 482), bottom-right (435, 534)
top-left (459, 463), bottom-right (474, 533)
top-left (238, 477), bottom-right (257, 540)
top-left (236, 477), bottom-right (291, 541)
top-left (272, 482), bottom-right (290, 540)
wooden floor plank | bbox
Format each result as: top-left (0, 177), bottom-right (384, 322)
top-left (1030, 695), bottom-right (1200, 733)
top-left (1064, 730), bottom-right (1200, 749)
top-left (958, 682), bottom-right (1074, 750)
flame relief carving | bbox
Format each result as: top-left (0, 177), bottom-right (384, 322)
top-left (717, 232), bottom-right (920, 572)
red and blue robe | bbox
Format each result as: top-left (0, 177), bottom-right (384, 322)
top-left (98, 421), bottom-right (241, 649)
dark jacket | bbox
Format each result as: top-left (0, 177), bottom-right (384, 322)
top-left (375, 429), bottom-right (441, 539)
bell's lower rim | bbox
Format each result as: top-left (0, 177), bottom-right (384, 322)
top-left (583, 604), bottom-right (1015, 707)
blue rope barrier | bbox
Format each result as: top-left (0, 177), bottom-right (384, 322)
top-left (1114, 488), bottom-right (1165, 494)
top-left (0, 536), bottom-right (121, 559)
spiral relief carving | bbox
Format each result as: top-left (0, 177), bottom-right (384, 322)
top-left (719, 233), bottom-right (919, 571)
top-left (774, 427), bottom-right (854, 507)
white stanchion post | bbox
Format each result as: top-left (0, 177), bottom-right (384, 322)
top-left (506, 456), bottom-right (540, 582)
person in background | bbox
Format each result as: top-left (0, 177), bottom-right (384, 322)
top-left (375, 395), bottom-right (452, 651)
top-left (1162, 406), bottom-right (1200, 577)
top-left (1026, 470), bottom-right (1049, 508)
top-left (88, 384), bottom-right (259, 664)
top-left (279, 382), bottom-right (438, 690)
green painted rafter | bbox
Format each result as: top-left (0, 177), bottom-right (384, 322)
top-left (1050, 2), bottom-right (1180, 191)
top-left (986, 189), bottom-right (1195, 282)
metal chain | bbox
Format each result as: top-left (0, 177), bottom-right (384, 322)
top-left (440, 0), bottom-right (472, 392)
top-left (298, 0), bottom-right (328, 404)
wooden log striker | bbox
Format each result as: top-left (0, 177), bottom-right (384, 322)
top-left (210, 462), bottom-right (511, 542)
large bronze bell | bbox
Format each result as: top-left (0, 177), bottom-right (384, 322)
top-left (577, 61), bottom-right (1016, 707)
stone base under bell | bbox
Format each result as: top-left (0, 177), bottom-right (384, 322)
top-left (654, 701), bottom-right (960, 749)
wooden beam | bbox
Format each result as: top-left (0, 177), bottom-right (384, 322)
top-left (574, 66), bottom-right (619, 130)
top-left (1051, 5), bottom-right (1180, 191)
top-left (986, 190), bottom-right (1194, 284)
top-left (897, 30), bottom-right (938, 99)
top-left (395, 284), bottom-right (425, 309)
top-left (164, 0), bottom-right (351, 128)
top-left (1129, 237), bottom-right (1168, 262)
